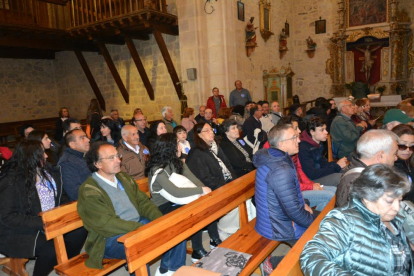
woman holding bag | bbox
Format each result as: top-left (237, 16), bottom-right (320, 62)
top-left (146, 133), bottom-right (222, 264)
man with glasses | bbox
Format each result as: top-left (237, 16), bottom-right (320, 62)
top-left (78, 142), bottom-right (184, 275)
top-left (330, 100), bottom-right (367, 158)
top-left (254, 124), bottom-right (316, 269)
top-left (133, 113), bottom-right (150, 147)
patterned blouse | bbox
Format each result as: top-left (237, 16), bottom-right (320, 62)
top-left (35, 171), bottom-right (57, 212)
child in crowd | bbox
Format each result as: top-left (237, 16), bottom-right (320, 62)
top-left (174, 126), bottom-right (191, 157)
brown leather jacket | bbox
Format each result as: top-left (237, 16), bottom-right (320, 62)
top-left (117, 140), bottom-right (149, 180)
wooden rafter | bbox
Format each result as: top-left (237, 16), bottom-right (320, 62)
top-left (152, 27), bottom-right (182, 100)
top-left (96, 41), bottom-right (129, 104)
top-left (74, 51), bottom-right (106, 111)
top-left (124, 35), bottom-right (154, 100)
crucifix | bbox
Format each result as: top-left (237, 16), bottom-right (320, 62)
top-left (355, 43), bottom-right (384, 84)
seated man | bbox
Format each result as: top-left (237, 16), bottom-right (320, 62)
top-left (242, 104), bottom-right (268, 150)
top-left (288, 103), bottom-right (306, 132)
top-left (58, 129), bottom-right (91, 201)
top-left (132, 113), bottom-right (150, 147)
top-left (254, 124), bottom-right (315, 268)
top-left (335, 129), bottom-right (398, 207)
top-left (78, 142), bottom-right (186, 275)
top-left (161, 106), bottom-right (178, 133)
top-left (298, 117), bottom-right (345, 186)
top-left (117, 125), bottom-right (149, 180)
top-left (111, 109), bottom-right (125, 130)
top-left (270, 101), bottom-right (283, 126)
top-left (259, 101), bottom-right (274, 133)
top-left (330, 100), bottom-right (367, 158)
top-left (195, 105), bottom-right (206, 123)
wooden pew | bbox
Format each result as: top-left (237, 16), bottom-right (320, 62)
top-left (119, 170), bottom-right (282, 276)
top-left (270, 196), bottom-right (336, 276)
top-left (327, 134), bottom-right (333, 162)
top-left (40, 202), bottom-right (126, 276)
top-left (1, 258), bottom-right (29, 276)
top-left (136, 177), bottom-right (150, 197)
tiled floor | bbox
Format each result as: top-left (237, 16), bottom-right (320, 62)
top-left (0, 232), bottom-right (291, 276)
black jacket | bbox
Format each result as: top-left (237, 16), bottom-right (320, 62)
top-left (0, 163), bottom-right (68, 257)
top-left (219, 136), bottom-right (255, 178)
top-left (54, 118), bottom-right (64, 142)
top-left (186, 146), bottom-right (237, 190)
top-left (242, 116), bottom-right (268, 148)
top-left (290, 113), bottom-right (306, 132)
top-left (394, 158), bottom-right (414, 203)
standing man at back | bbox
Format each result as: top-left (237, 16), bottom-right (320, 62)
top-left (206, 87), bottom-right (227, 118)
top-left (229, 80), bottom-right (252, 107)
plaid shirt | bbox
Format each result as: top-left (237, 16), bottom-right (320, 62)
top-left (381, 222), bottom-right (411, 275)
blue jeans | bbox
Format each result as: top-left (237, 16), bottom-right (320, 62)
top-left (302, 186), bottom-right (336, 211)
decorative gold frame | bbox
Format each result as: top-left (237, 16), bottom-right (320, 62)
top-left (346, 0), bottom-right (389, 28)
top-left (259, 0), bottom-right (273, 42)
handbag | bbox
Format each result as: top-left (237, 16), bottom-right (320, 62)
top-left (150, 168), bottom-right (201, 205)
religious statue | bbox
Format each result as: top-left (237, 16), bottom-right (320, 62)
top-left (245, 17), bottom-right (258, 57)
top-left (306, 36), bottom-right (317, 50)
top-left (355, 43), bottom-right (383, 84)
top-left (279, 28), bottom-right (288, 50)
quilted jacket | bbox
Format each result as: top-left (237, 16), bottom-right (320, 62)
top-left (253, 148), bottom-right (315, 241)
top-left (330, 113), bottom-right (364, 158)
top-left (300, 197), bottom-right (414, 276)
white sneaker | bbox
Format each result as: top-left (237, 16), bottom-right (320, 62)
top-left (154, 267), bottom-right (175, 276)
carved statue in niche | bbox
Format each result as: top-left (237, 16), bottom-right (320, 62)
top-left (245, 17), bottom-right (258, 57)
top-left (355, 43), bottom-right (384, 84)
top-left (279, 29), bottom-right (288, 50)
top-left (306, 36), bottom-right (317, 49)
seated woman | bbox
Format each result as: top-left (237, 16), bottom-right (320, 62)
top-left (300, 164), bottom-right (413, 275)
top-left (28, 130), bottom-right (60, 166)
top-left (186, 123), bottom-right (237, 191)
top-left (351, 98), bottom-right (376, 132)
top-left (392, 124), bottom-right (414, 202)
top-left (216, 107), bottom-right (232, 125)
top-left (93, 118), bottom-right (122, 148)
top-left (0, 140), bottom-right (86, 276)
top-left (181, 108), bottom-right (197, 131)
top-left (147, 120), bottom-right (168, 152)
top-left (219, 119), bottom-right (254, 178)
top-left (146, 133), bottom-right (221, 263)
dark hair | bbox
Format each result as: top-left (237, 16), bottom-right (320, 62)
top-left (293, 95), bottom-right (300, 104)
top-left (350, 164), bottom-right (410, 202)
top-left (306, 117), bottom-right (326, 136)
top-left (245, 101), bottom-right (253, 107)
top-left (100, 118), bottom-right (121, 143)
top-left (392, 124), bottom-right (414, 137)
top-left (65, 129), bottom-right (82, 147)
top-left (355, 98), bottom-right (367, 107)
top-left (289, 103), bottom-right (302, 115)
top-left (193, 122), bottom-right (212, 151)
top-left (87, 99), bottom-right (102, 124)
top-left (0, 140), bottom-right (51, 212)
top-left (258, 100), bottom-right (269, 106)
top-left (19, 124), bottom-right (34, 139)
top-left (232, 105), bottom-right (245, 116)
top-left (59, 107), bottom-right (69, 118)
top-left (145, 133), bottom-right (183, 176)
top-left (63, 118), bottom-right (80, 133)
top-left (173, 125), bottom-right (187, 136)
top-left (28, 130), bottom-right (47, 142)
top-left (85, 141), bottom-right (109, 173)
top-left (250, 104), bottom-right (261, 116)
top-left (220, 119), bottom-right (238, 134)
top-left (277, 115), bottom-right (299, 126)
top-left (147, 120), bottom-right (166, 151)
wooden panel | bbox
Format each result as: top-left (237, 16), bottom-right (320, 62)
top-left (327, 134), bottom-right (333, 162)
top-left (119, 170), bottom-right (256, 273)
top-left (271, 196), bottom-right (336, 276)
top-left (40, 201), bottom-right (83, 240)
top-left (1, 258), bottom-right (29, 276)
top-left (135, 177), bottom-right (149, 197)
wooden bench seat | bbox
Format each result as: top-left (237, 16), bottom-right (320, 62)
top-left (271, 196), bottom-right (336, 276)
top-left (40, 201), bottom-right (126, 276)
top-left (1, 258), bottom-right (29, 276)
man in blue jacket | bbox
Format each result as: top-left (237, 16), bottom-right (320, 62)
top-left (299, 117), bottom-right (346, 186)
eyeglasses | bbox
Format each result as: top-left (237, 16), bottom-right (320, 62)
top-left (100, 153), bottom-right (122, 161)
top-left (201, 128), bottom-right (214, 133)
top-left (281, 135), bottom-right (299, 142)
top-left (398, 145), bottom-right (414, 151)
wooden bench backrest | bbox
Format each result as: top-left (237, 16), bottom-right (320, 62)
top-left (327, 134), bottom-right (333, 162)
top-left (136, 177), bottom-right (150, 197)
top-left (271, 195), bottom-right (336, 276)
top-left (118, 170), bottom-right (256, 274)
top-left (40, 201), bottom-right (83, 263)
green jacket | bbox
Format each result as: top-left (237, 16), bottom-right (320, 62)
top-left (330, 113), bottom-right (363, 158)
top-left (77, 172), bottom-right (162, 269)
top-left (300, 197), bottom-right (413, 276)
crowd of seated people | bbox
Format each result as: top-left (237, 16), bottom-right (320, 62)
top-left (5, 90), bottom-right (414, 276)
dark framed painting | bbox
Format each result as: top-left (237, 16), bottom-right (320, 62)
top-left (237, 1), bottom-right (244, 22)
top-left (315, 18), bottom-right (326, 34)
top-left (347, 0), bottom-right (388, 28)
top-left (285, 21), bottom-right (290, 37)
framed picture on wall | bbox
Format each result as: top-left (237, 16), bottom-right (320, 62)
top-left (237, 1), bottom-right (245, 22)
top-left (315, 17), bottom-right (326, 34)
top-left (347, 0), bottom-right (388, 28)
top-left (285, 21), bottom-right (290, 37)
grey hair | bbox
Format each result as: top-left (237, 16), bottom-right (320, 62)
top-left (121, 125), bottom-right (136, 137)
top-left (337, 100), bottom-right (350, 112)
top-left (161, 106), bottom-right (172, 118)
top-left (268, 124), bottom-right (293, 149)
top-left (110, 109), bottom-right (118, 116)
top-left (356, 129), bottom-right (398, 159)
top-left (350, 164), bottom-right (410, 202)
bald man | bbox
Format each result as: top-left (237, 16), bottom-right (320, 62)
top-left (117, 125), bottom-right (149, 180)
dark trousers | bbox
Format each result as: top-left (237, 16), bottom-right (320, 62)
top-left (33, 227), bottom-right (87, 276)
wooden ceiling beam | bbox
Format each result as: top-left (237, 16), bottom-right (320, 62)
top-left (124, 35), bottom-right (154, 100)
top-left (75, 50), bottom-right (106, 111)
top-left (96, 41), bottom-right (129, 104)
top-left (0, 48), bottom-right (56, 59)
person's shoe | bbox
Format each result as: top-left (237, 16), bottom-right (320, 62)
top-left (191, 248), bottom-right (208, 263)
top-left (154, 267), bottom-right (175, 276)
top-left (262, 255), bottom-right (274, 276)
top-left (209, 238), bottom-right (223, 249)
